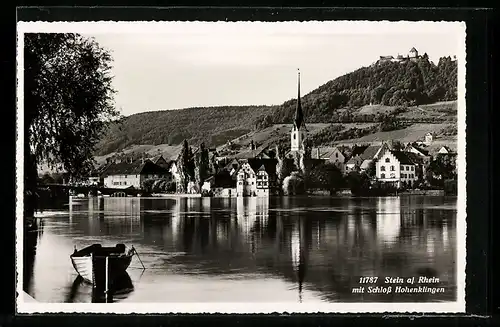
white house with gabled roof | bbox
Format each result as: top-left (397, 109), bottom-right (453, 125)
top-left (376, 149), bottom-right (417, 188)
top-left (236, 163), bottom-right (257, 197)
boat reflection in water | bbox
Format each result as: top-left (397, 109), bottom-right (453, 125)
top-left (66, 271), bottom-right (135, 303)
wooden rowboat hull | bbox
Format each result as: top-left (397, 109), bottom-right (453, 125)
top-left (70, 244), bottom-right (134, 285)
top-left (71, 255), bottom-right (133, 284)
top-left (70, 256), bottom-right (94, 283)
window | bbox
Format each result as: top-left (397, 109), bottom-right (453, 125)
top-left (406, 166), bottom-right (409, 171)
top-left (124, 181), bottom-right (127, 185)
top-left (252, 182), bottom-right (254, 185)
top-left (385, 158), bottom-right (390, 163)
top-left (336, 152), bottom-right (339, 158)
top-left (390, 166), bottom-right (395, 171)
top-left (381, 166), bottom-right (385, 171)
top-left (381, 173), bottom-right (386, 178)
top-left (293, 134), bottom-right (296, 140)
top-left (411, 166), bottom-right (414, 171)
top-left (239, 182), bottom-right (242, 185)
top-left (411, 174), bottom-right (414, 179)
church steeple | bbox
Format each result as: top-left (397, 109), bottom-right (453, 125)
top-left (290, 69), bottom-right (307, 153)
top-left (294, 69), bottom-right (304, 130)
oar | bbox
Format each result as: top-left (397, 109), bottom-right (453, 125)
top-left (131, 246), bottom-right (146, 270)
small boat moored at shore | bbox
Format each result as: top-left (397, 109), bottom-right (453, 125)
top-left (70, 244), bottom-right (135, 284)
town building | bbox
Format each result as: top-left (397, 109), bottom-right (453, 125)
top-left (101, 158), bottom-right (170, 189)
top-left (236, 162), bottom-right (257, 197)
top-left (377, 47), bottom-right (421, 64)
top-left (235, 158), bottom-right (278, 197)
top-left (150, 155), bottom-right (170, 169)
top-left (345, 143), bottom-right (390, 173)
top-left (375, 149), bottom-right (417, 188)
top-left (438, 146), bottom-right (453, 154)
top-left (404, 143), bottom-right (430, 157)
top-left (312, 146), bottom-right (346, 173)
top-left (424, 132), bottom-right (434, 145)
top-left (202, 170), bottom-right (236, 197)
top-left (255, 165), bottom-right (270, 197)
top-left (409, 47), bottom-right (419, 60)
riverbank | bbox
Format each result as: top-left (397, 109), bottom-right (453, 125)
top-left (398, 189), bottom-right (445, 196)
top-left (150, 193), bottom-right (202, 198)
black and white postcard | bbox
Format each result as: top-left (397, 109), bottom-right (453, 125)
top-left (16, 20), bottom-right (466, 313)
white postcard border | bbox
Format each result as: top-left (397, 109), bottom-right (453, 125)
top-left (15, 20), bottom-right (467, 314)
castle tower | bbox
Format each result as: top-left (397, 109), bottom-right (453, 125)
top-left (291, 69), bottom-right (307, 152)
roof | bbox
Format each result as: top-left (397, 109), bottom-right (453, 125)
top-left (311, 147), bottom-right (344, 160)
top-left (223, 159), bottom-right (240, 172)
top-left (233, 149), bottom-right (259, 160)
top-left (304, 158), bottom-right (326, 169)
top-left (406, 144), bottom-right (429, 156)
top-left (380, 55), bottom-right (394, 59)
top-left (390, 151), bottom-right (415, 165)
top-left (359, 145), bottom-right (381, 160)
top-left (351, 145), bottom-right (370, 158)
top-left (410, 47), bottom-right (418, 52)
top-left (101, 159), bottom-right (169, 177)
top-left (346, 155), bottom-right (364, 166)
top-left (206, 171), bottom-right (235, 188)
top-left (405, 152), bottom-right (426, 164)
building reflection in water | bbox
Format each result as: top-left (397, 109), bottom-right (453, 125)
top-left (33, 195), bottom-right (457, 303)
top-left (376, 197), bottom-right (401, 246)
top-left (68, 197), bottom-right (143, 237)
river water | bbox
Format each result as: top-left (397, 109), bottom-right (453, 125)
top-left (23, 195), bottom-right (457, 303)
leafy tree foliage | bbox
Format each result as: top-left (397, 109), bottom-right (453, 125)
top-left (267, 56), bottom-right (457, 124)
top-left (346, 171), bottom-right (372, 195)
top-left (282, 172), bottom-right (305, 195)
top-left (194, 142), bottom-right (210, 189)
top-left (307, 162), bottom-right (343, 194)
top-left (176, 140), bottom-right (192, 193)
top-left (425, 154), bottom-right (457, 187)
top-left (275, 144), bottom-right (293, 189)
top-left (24, 33), bottom-right (119, 216)
top-left (96, 105), bottom-right (274, 155)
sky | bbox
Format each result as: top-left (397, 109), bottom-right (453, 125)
top-left (73, 21), bottom-right (465, 117)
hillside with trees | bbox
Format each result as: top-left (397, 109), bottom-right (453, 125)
top-left (95, 55), bottom-right (457, 156)
top-left (265, 55), bottom-right (457, 125)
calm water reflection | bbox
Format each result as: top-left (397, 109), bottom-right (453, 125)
top-left (24, 196), bottom-right (457, 303)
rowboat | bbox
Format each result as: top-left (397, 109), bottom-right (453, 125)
top-left (70, 244), bottom-right (135, 284)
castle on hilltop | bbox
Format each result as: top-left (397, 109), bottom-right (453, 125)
top-left (377, 47), bottom-right (424, 64)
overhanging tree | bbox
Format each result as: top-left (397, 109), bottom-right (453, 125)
top-left (24, 33), bottom-right (120, 217)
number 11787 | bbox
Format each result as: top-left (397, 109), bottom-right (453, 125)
top-left (359, 277), bottom-right (378, 284)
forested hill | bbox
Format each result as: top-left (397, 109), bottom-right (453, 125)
top-left (95, 55), bottom-right (457, 156)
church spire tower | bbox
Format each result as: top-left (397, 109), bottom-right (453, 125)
top-left (291, 69), bottom-right (306, 152)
